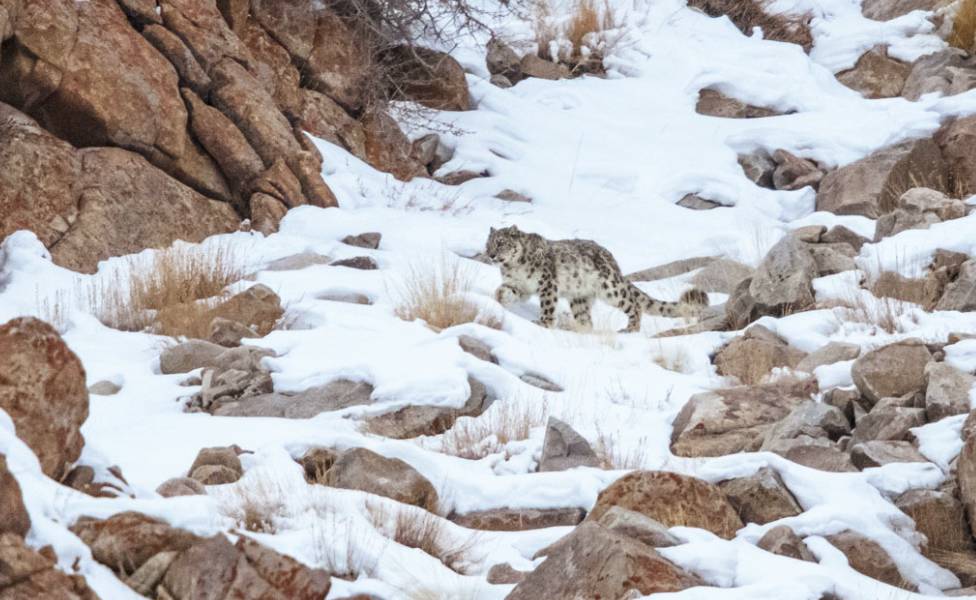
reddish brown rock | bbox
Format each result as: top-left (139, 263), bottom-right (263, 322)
top-left (71, 512), bottom-right (203, 574)
top-left (250, 193), bottom-right (289, 236)
top-left (0, 533), bottom-right (99, 599)
top-left (827, 530), bottom-right (913, 589)
top-left (328, 448), bottom-right (439, 512)
top-left (589, 471), bottom-right (744, 539)
top-left (361, 110), bottom-right (427, 182)
top-left (0, 455), bottom-right (30, 538)
top-left (299, 89), bottom-right (367, 159)
top-left (0, 318), bottom-right (88, 481)
top-left (158, 0), bottom-right (252, 74)
top-left (936, 115), bottom-right (976, 197)
top-left (836, 46), bottom-right (910, 99)
top-left (239, 18), bottom-right (303, 118)
top-left (142, 25), bottom-right (211, 96)
top-left (380, 45), bottom-right (472, 111)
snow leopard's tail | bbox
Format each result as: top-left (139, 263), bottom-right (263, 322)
top-left (631, 285), bottom-right (709, 318)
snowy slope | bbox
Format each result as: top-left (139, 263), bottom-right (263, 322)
top-left (4, 0), bottom-right (976, 598)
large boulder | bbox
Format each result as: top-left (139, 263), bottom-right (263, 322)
top-left (836, 46), bottom-right (909, 98)
top-left (925, 362), bottom-right (976, 423)
top-left (718, 467), bottom-right (802, 525)
top-left (0, 533), bottom-right (98, 599)
top-left (816, 138), bottom-right (948, 218)
top-left (671, 380), bottom-right (817, 457)
top-left (902, 48), bottom-right (976, 101)
top-left (508, 522), bottom-right (703, 599)
top-left (361, 110), bottom-right (427, 182)
top-left (851, 406), bottom-right (926, 445)
top-left (0, 455), bottom-right (30, 538)
top-left (757, 525), bottom-right (816, 562)
top-left (713, 329), bottom-right (805, 385)
top-left (851, 440), bottom-right (929, 468)
top-left (748, 235), bottom-right (818, 316)
top-left (0, 318), bottom-right (88, 481)
top-left (71, 512), bottom-right (203, 574)
top-left (851, 340), bottom-right (933, 406)
top-left (208, 284), bottom-right (284, 336)
top-left (326, 448), bottom-right (439, 512)
top-left (588, 471), bottom-right (744, 539)
top-left (896, 489), bottom-right (973, 553)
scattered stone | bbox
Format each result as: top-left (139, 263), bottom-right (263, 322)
top-left (925, 362), bottom-right (976, 423)
top-left (810, 245), bottom-right (858, 275)
top-left (451, 507), bottom-right (585, 531)
top-left (263, 252), bottom-right (332, 271)
top-left (342, 232), bottom-right (381, 250)
top-left (457, 336), bottom-right (497, 363)
top-left (677, 194), bottom-right (723, 210)
top-left (851, 340), bottom-right (933, 407)
top-left (850, 440), bottom-right (929, 468)
top-left (189, 465), bottom-right (240, 485)
top-left (757, 401), bottom-right (852, 449)
top-left (899, 187), bottom-right (967, 221)
top-left (519, 373), bottom-right (564, 392)
top-left (0, 532), bottom-right (99, 599)
top-left (0, 317), bottom-right (88, 480)
top-left (212, 380), bottom-right (374, 418)
top-left (758, 525), bottom-right (816, 561)
top-left (690, 258), bottom-right (754, 294)
top-left (88, 380), bottom-right (122, 396)
top-left (874, 207), bottom-right (942, 241)
top-left (738, 152), bottom-right (777, 188)
top-left (595, 506), bottom-right (681, 548)
top-left (332, 256), bottom-right (378, 270)
top-left (495, 189), bottom-right (532, 203)
top-left (71, 512), bottom-right (203, 575)
top-left (671, 380), bottom-right (817, 457)
top-left (538, 418), bottom-right (601, 472)
top-left (836, 46), bottom-right (910, 98)
top-left (816, 138), bottom-right (947, 218)
top-left (0, 455), bottom-right (29, 537)
top-left (588, 471), bottom-right (744, 539)
top-left (487, 563), bottom-right (527, 585)
top-left (719, 467), bottom-right (802, 525)
top-left (713, 334), bottom-right (805, 384)
top-left (763, 435), bottom-right (858, 472)
top-left (328, 448), bottom-right (439, 511)
top-left (793, 225), bottom-right (826, 243)
top-left (209, 317), bottom-right (256, 348)
top-left (822, 225), bottom-right (870, 252)
top-left (826, 530), bottom-right (913, 589)
top-left (696, 89), bottom-right (779, 118)
top-left (156, 477), bottom-right (206, 498)
top-left (208, 284), bottom-right (284, 336)
top-left (902, 48), bottom-right (976, 101)
top-left (936, 114), bottom-right (976, 197)
top-left (508, 522), bottom-right (703, 599)
top-left (795, 342), bottom-right (860, 373)
top-left (361, 378), bottom-right (490, 439)
top-left (436, 170), bottom-right (487, 186)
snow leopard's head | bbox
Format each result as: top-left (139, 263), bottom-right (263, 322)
top-left (486, 225), bottom-right (525, 265)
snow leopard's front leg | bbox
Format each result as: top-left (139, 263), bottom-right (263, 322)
top-left (537, 266), bottom-right (559, 328)
top-left (495, 283), bottom-right (526, 305)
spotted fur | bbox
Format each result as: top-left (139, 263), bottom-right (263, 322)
top-left (485, 225), bottom-right (709, 332)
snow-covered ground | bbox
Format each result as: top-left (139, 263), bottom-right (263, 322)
top-left (4, 0), bottom-right (976, 598)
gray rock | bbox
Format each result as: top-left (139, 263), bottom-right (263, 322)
top-left (850, 440), bottom-right (929, 469)
top-left (159, 340), bottom-right (225, 374)
top-left (763, 435), bottom-right (858, 472)
top-left (810, 245), bottom-right (857, 275)
top-left (458, 335), bottom-right (497, 363)
top-left (836, 46), bottom-right (909, 99)
top-left (696, 89), bottom-right (779, 118)
top-left (496, 189), bottom-right (532, 203)
top-left (88, 380), bottom-right (121, 396)
top-left (188, 446), bottom-right (243, 477)
top-left (328, 447), bottom-right (439, 511)
top-left (874, 208), bottom-right (941, 241)
top-left (748, 235), bottom-right (817, 315)
top-left (719, 467), bottom-right (802, 525)
top-left (364, 378), bottom-right (491, 438)
top-left (520, 54), bottom-right (569, 80)
top-left (156, 477), bottom-right (206, 497)
top-left (862, 0), bottom-right (942, 20)
top-left (209, 317), bottom-right (256, 347)
top-left (757, 525), bottom-right (815, 561)
top-left (690, 259), bottom-right (754, 294)
top-left (772, 149), bottom-right (823, 190)
top-left (826, 530), bottom-right (913, 589)
top-left (213, 380), bottom-right (374, 418)
top-left (758, 401), bottom-right (851, 449)
top-left (852, 340), bottom-right (933, 406)
top-left (925, 362), bottom-right (976, 423)
top-left (792, 225), bottom-right (826, 243)
top-left (714, 335), bottom-right (805, 385)
top-left (900, 187), bottom-right (967, 220)
top-left (263, 252), bottom-right (331, 271)
top-left (896, 489), bottom-right (973, 552)
top-left (936, 259), bottom-right (976, 312)
top-left (487, 38), bottom-right (521, 80)
top-left (677, 194), bottom-right (723, 210)
top-left (520, 373), bottom-right (563, 392)
top-left (490, 74), bottom-right (513, 88)
top-left (190, 465), bottom-right (240, 485)
top-left (341, 232), bottom-right (381, 250)
top-left (452, 507), bottom-right (585, 531)
top-left (902, 48), bottom-right (976, 101)
top-left (851, 407), bottom-right (926, 445)
top-left (595, 506), bottom-right (681, 548)
top-left (487, 563), bottom-right (526, 584)
top-left (538, 418), bottom-right (601, 472)
top-left (795, 342), bottom-right (860, 373)
top-left (738, 152), bottom-right (776, 188)
top-left (821, 225), bottom-right (870, 252)
top-left (332, 256), bottom-right (378, 270)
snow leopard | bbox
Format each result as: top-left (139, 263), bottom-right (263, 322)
top-left (485, 225), bottom-right (709, 332)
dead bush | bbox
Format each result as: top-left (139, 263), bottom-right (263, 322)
top-left (438, 399), bottom-right (549, 460)
top-left (366, 502), bottom-right (480, 573)
top-left (534, 0), bottom-right (621, 74)
top-left (393, 256), bottom-right (502, 332)
top-left (218, 478), bottom-right (286, 534)
top-left (687, 0), bottom-right (813, 50)
top-left (595, 427), bottom-right (650, 470)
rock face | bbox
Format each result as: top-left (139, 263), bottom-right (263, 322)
top-left (588, 471), bottom-right (744, 539)
top-left (748, 235), bottom-right (817, 316)
top-left (925, 362), bottom-right (976, 423)
top-left (0, 455), bottom-right (30, 538)
top-left (936, 259), bottom-right (976, 312)
top-left (508, 522), bottom-right (703, 599)
top-left (671, 380), bottom-right (816, 457)
top-left (851, 340), bottom-right (933, 407)
top-left (538, 418), bottom-right (601, 472)
top-left (816, 138), bottom-right (947, 218)
top-left (0, 317), bottom-right (88, 481)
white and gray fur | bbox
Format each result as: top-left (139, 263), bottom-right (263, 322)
top-left (485, 225), bottom-right (708, 332)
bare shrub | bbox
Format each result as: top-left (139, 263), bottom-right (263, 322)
top-left (393, 256), bottom-right (502, 332)
top-left (367, 502), bottom-right (480, 574)
top-left (534, 0), bottom-right (621, 74)
top-left (439, 399), bottom-right (549, 460)
top-left (595, 427), bottom-right (650, 470)
top-left (687, 0), bottom-right (813, 50)
top-left (312, 512), bottom-right (384, 581)
top-left (829, 291), bottom-right (918, 335)
top-left (218, 478), bottom-right (286, 534)
top-left (651, 341), bottom-right (691, 373)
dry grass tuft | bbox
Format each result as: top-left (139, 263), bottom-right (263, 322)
top-left (950, 0), bottom-right (976, 53)
top-left (595, 427), bottom-right (650, 470)
top-left (687, 0), bottom-right (813, 50)
top-left (312, 513), bottom-right (383, 581)
top-left (38, 241), bottom-right (246, 338)
top-left (651, 341), bottom-right (692, 373)
top-left (534, 0), bottom-right (621, 74)
top-left (367, 502), bottom-right (481, 574)
top-left (218, 478), bottom-right (285, 534)
top-left (829, 291), bottom-right (918, 335)
top-left (393, 256), bottom-right (503, 332)
top-left (439, 399), bottom-right (549, 460)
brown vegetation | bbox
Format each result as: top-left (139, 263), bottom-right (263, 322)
top-left (393, 256), bottom-right (503, 332)
top-left (438, 400), bottom-right (549, 460)
top-left (687, 0), bottom-right (813, 50)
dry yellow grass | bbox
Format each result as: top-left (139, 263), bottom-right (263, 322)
top-left (534, 0), bottom-right (619, 73)
top-left (687, 0), bottom-right (813, 50)
top-left (950, 0), bottom-right (976, 52)
top-left (217, 477), bottom-right (285, 534)
top-left (438, 399), bottom-right (549, 460)
top-left (38, 240), bottom-right (246, 338)
top-left (393, 256), bottom-right (502, 332)
top-left (366, 502), bottom-right (481, 574)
